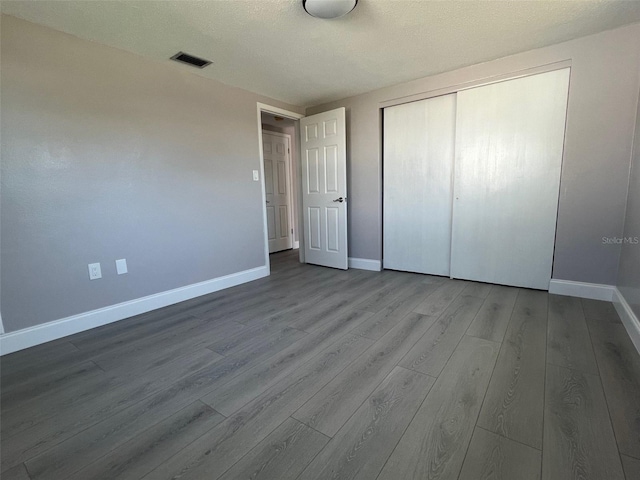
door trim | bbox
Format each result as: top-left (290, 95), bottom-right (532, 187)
top-left (256, 103), bottom-right (305, 269)
top-left (378, 60), bottom-right (572, 110)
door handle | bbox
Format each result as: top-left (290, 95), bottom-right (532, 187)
top-left (333, 197), bottom-right (346, 203)
top-left (266, 200), bottom-right (270, 204)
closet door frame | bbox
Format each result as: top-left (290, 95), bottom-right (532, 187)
top-left (380, 62), bottom-right (571, 287)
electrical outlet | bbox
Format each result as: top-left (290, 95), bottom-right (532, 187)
top-left (88, 263), bottom-right (102, 280)
top-left (115, 258), bottom-right (128, 275)
top-left (252, 170), bottom-right (260, 181)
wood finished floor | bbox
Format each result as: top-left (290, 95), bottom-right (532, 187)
top-left (2, 249), bottom-right (640, 480)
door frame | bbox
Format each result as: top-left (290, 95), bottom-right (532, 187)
top-left (262, 130), bottom-right (294, 253)
top-left (379, 60), bottom-right (572, 275)
top-left (256, 103), bottom-right (305, 270)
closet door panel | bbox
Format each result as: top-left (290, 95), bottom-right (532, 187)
top-left (383, 94), bottom-right (456, 275)
top-left (451, 68), bottom-right (570, 289)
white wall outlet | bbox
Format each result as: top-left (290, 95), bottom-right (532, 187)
top-left (252, 170), bottom-right (259, 181)
top-left (115, 258), bottom-right (128, 275)
top-left (88, 263), bottom-right (102, 280)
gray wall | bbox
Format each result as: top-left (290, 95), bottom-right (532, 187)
top-left (308, 23), bottom-right (640, 285)
top-left (617, 87), bottom-right (640, 321)
top-left (0, 15), bottom-right (303, 333)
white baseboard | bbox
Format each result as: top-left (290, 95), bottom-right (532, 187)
top-left (547, 280), bottom-right (640, 355)
top-left (548, 279), bottom-right (616, 301)
top-left (348, 257), bottom-right (382, 272)
top-left (613, 288), bottom-right (640, 354)
top-left (0, 265), bottom-right (269, 356)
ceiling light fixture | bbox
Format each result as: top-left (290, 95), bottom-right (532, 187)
top-left (303, 0), bottom-right (357, 19)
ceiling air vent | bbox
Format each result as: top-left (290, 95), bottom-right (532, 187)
top-left (170, 52), bottom-right (212, 69)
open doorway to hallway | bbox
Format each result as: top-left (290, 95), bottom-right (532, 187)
top-left (260, 111), bottom-right (301, 266)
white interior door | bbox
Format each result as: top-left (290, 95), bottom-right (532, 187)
top-left (383, 94), bottom-right (456, 276)
top-left (263, 132), bottom-right (293, 253)
top-left (300, 107), bottom-right (348, 269)
top-left (451, 68), bottom-right (570, 289)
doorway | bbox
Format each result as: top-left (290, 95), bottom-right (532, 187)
top-left (257, 103), bottom-right (349, 272)
top-left (262, 130), bottom-right (294, 253)
top-left (257, 103), bottom-right (304, 270)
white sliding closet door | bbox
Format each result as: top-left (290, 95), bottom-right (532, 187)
top-left (383, 94), bottom-right (456, 275)
top-left (451, 68), bottom-right (570, 289)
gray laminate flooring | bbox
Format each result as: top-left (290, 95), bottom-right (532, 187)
top-left (2, 249), bottom-right (639, 480)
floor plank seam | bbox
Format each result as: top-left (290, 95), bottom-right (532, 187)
top-left (77, 398), bottom-right (222, 480)
top-left (3, 381), bottom-right (166, 465)
top-left (90, 360), bottom-right (106, 373)
top-left (213, 422), bottom-right (291, 480)
top-left (287, 415), bottom-right (333, 440)
top-left (204, 345), bottom-right (225, 355)
top-left (22, 463), bottom-right (34, 480)
top-left (293, 359), bottom-right (412, 442)
top-left (540, 292), bottom-right (549, 480)
top-left (213, 327), bottom-right (373, 420)
top-left (196, 323), bottom-right (362, 413)
top-left (544, 360), bottom-right (601, 377)
top-left (395, 366), bottom-right (438, 381)
top-left (354, 307), bottom-right (429, 342)
top-left (65, 341), bottom-right (81, 352)
top-left (291, 423), bottom-right (333, 480)
top-left (397, 286), bottom-right (473, 377)
top-left (142, 403), bottom-right (243, 480)
top-left (463, 332), bottom-right (502, 344)
top-left (22, 354), bottom-right (229, 472)
top-left (456, 304), bottom-right (503, 480)
top-left (583, 306), bottom-right (629, 473)
top-left (475, 425), bottom-right (542, 452)
top-left (370, 368), bottom-right (437, 480)
top-left (415, 292), bottom-right (483, 378)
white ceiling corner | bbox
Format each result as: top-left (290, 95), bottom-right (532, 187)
top-left (2, 0), bottom-right (640, 108)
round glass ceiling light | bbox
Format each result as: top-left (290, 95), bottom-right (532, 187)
top-left (303, 0), bottom-right (358, 19)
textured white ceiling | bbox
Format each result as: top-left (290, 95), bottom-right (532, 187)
top-left (3, 1), bottom-right (640, 107)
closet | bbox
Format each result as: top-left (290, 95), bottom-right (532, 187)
top-left (383, 68), bottom-right (570, 290)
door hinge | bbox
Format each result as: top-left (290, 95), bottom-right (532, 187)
top-left (291, 228), bottom-right (293, 234)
